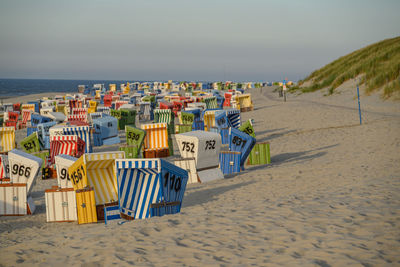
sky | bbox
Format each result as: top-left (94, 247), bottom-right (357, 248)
top-left (0, 0), bottom-right (399, 82)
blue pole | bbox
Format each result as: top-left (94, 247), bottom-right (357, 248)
top-left (357, 84), bottom-right (362, 125)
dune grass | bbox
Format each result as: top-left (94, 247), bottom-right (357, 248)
top-left (296, 36), bottom-right (400, 98)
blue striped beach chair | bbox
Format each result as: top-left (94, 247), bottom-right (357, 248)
top-left (115, 159), bottom-right (188, 220)
top-left (228, 127), bottom-right (256, 170)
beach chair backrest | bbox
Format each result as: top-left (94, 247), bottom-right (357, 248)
top-left (141, 123), bottom-right (168, 150)
top-left (0, 127), bottom-right (16, 153)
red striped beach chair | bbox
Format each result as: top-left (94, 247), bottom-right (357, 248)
top-left (50, 135), bottom-right (85, 164)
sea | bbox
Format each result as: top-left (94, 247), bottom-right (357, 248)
top-left (0, 79), bottom-right (147, 99)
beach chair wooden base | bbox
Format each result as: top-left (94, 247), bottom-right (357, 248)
top-left (120, 213), bottom-right (134, 221)
top-left (44, 188), bottom-right (77, 222)
top-left (143, 148), bottom-right (169, 159)
top-left (96, 201), bottom-right (119, 221)
top-left (76, 187), bottom-right (98, 224)
top-left (219, 151), bottom-right (241, 175)
top-left (247, 142), bottom-right (271, 165)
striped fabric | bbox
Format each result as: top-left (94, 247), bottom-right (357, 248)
top-left (22, 110), bottom-right (32, 124)
top-left (104, 205), bottom-right (122, 225)
top-left (0, 155), bottom-right (8, 179)
top-left (71, 108), bottom-right (87, 115)
top-left (203, 110), bottom-right (217, 131)
top-left (89, 112), bottom-right (103, 123)
top-left (236, 94), bottom-right (252, 108)
top-left (62, 126), bottom-right (92, 153)
top-left (84, 152), bottom-right (125, 205)
top-left (116, 159), bottom-right (160, 170)
top-left (153, 109), bottom-right (174, 124)
top-left (86, 160), bottom-right (117, 204)
top-left (204, 97), bottom-right (219, 109)
top-left (97, 106), bottom-right (110, 115)
top-left (117, 167), bottom-right (162, 219)
top-left (226, 109), bottom-right (241, 129)
top-left (86, 152), bottom-right (125, 162)
top-left (50, 135), bottom-right (81, 164)
top-left (0, 127), bottom-right (15, 152)
top-left (21, 104), bottom-right (35, 112)
top-left (67, 114), bottom-right (88, 123)
top-left (141, 123), bottom-right (168, 150)
top-left (139, 102), bottom-right (152, 120)
top-left (68, 100), bottom-right (83, 110)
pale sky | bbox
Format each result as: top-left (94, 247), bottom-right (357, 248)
top-left (0, 0), bottom-right (399, 81)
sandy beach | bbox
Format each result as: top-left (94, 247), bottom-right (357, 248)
top-left (1, 86), bottom-right (399, 266)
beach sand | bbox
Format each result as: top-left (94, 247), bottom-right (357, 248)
top-left (1, 86), bottom-right (399, 266)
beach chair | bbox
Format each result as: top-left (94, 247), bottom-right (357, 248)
top-left (8, 149), bottom-right (43, 195)
top-left (37, 121), bottom-right (57, 150)
top-left (119, 126), bottom-right (146, 159)
top-left (21, 109), bottom-right (33, 128)
top-left (20, 132), bottom-right (41, 154)
top-left (203, 96), bottom-right (219, 110)
top-left (21, 104), bottom-right (36, 113)
top-left (174, 130), bottom-right (223, 182)
top-left (30, 113), bottom-right (52, 127)
top-left (235, 94), bottom-right (254, 112)
top-left (0, 127), bottom-right (16, 153)
top-left (228, 127), bottom-right (256, 170)
top-left (183, 108), bottom-right (204, 130)
top-left (49, 135), bottom-right (85, 164)
top-left (115, 158), bottom-right (188, 220)
top-left (67, 152), bottom-right (125, 220)
top-left (211, 111), bottom-right (231, 144)
top-left (92, 116), bottom-right (120, 146)
top-left (176, 111), bottom-right (194, 133)
top-left (62, 125), bottom-right (92, 153)
top-left (141, 123), bottom-right (169, 158)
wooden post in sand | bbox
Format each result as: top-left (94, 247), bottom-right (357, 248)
top-left (357, 84), bottom-right (362, 125)
top-left (283, 84), bottom-right (287, 102)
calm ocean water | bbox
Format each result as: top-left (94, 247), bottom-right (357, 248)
top-left (0, 79), bottom-right (142, 99)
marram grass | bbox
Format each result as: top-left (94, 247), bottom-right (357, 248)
top-left (296, 36), bottom-right (400, 98)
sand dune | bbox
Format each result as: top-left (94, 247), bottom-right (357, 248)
top-left (1, 87), bottom-right (399, 266)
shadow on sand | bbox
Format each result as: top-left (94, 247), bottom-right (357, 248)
top-left (183, 181), bottom-right (255, 208)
